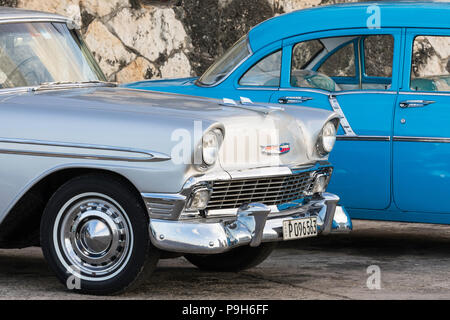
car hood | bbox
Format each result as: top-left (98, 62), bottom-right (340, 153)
top-left (1, 86), bottom-right (338, 172)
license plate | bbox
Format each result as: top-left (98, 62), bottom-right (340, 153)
top-left (282, 217), bottom-right (318, 240)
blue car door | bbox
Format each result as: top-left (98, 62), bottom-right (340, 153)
top-left (269, 29), bottom-right (403, 212)
top-left (393, 29), bottom-right (450, 214)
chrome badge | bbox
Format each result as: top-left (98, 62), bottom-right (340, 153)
top-left (261, 143), bottom-right (291, 155)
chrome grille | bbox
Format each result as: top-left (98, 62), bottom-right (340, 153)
top-left (206, 167), bottom-right (332, 211)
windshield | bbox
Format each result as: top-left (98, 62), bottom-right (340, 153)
top-left (198, 36), bottom-right (250, 86)
top-left (0, 22), bottom-right (106, 89)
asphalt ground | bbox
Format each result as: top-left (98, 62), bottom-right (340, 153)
top-left (0, 220), bottom-right (449, 299)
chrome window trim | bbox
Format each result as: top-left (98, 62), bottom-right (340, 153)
top-left (393, 136), bottom-right (450, 143)
top-left (195, 38), bottom-right (253, 88)
top-left (278, 87), bottom-right (330, 95)
top-left (333, 90), bottom-right (397, 95)
top-left (278, 88), bottom-right (396, 95)
top-left (337, 135), bottom-right (391, 141)
top-left (0, 137), bottom-right (171, 162)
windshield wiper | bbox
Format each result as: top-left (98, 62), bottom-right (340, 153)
top-left (32, 80), bottom-right (117, 91)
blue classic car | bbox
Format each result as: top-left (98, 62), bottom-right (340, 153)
top-left (126, 2), bottom-right (450, 225)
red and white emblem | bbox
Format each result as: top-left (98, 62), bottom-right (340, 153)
top-left (261, 143), bottom-right (291, 155)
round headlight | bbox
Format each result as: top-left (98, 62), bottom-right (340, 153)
top-left (317, 121), bottom-right (337, 156)
top-left (202, 129), bottom-right (222, 166)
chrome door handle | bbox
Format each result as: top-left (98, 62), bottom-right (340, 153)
top-left (278, 96), bottom-right (313, 104)
top-left (399, 100), bottom-right (435, 108)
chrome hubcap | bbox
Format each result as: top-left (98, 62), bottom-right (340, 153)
top-left (55, 193), bottom-right (133, 280)
top-left (79, 219), bottom-right (112, 254)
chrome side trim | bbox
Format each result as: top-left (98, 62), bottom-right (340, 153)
top-left (329, 95), bottom-right (356, 136)
top-left (399, 91), bottom-right (450, 97)
top-left (337, 135), bottom-right (391, 141)
top-left (0, 138), bottom-right (171, 162)
top-left (393, 136), bottom-right (450, 143)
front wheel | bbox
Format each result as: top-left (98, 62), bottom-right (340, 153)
top-left (184, 243), bottom-right (277, 272)
top-left (40, 174), bottom-right (159, 295)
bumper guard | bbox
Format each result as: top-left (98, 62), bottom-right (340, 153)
top-left (148, 193), bottom-right (352, 254)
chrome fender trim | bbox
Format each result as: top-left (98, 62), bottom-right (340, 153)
top-left (0, 137), bottom-right (171, 162)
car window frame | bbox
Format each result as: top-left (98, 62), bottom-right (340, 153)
top-left (281, 28), bottom-right (402, 93)
top-left (311, 38), bottom-right (359, 86)
top-left (233, 40), bottom-right (282, 91)
top-left (197, 35), bottom-right (252, 88)
top-left (238, 49), bottom-right (282, 87)
top-left (402, 28), bottom-right (450, 94)
top-left (360, 34), bottom-right (395, 86)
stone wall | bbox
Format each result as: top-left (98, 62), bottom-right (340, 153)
top-left (3, 0), bottom-right (449, 83)
top-left (0, 0), bottom-right (354, 82)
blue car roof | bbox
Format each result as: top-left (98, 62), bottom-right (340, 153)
top-left (248, 1), bottom-right (450, 52)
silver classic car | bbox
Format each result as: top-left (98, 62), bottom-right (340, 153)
top-left (0, 7), bottom-right (351, 295)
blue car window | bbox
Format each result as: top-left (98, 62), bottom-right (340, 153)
top-left (290, 38), bottom-right (342, 91)
top-left (290, 35), bottom-right (396, 91)
top-left (318, 42), bottom-right (356, 77)
top-left (411, 35), bottom-right (450, 92)
top-left (292, 39), bottom-right (324, 70)
top-left (363, 35), bottom-right (394, 78)
top-left (239, 50), bottom-right (281, 87)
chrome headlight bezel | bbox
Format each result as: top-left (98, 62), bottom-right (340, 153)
top-left (316, 120), bottom-right (337, 157)
top-left (201, 128), bottom-right (224, 167)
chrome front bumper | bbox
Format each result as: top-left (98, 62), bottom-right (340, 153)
top-left (148, 193), bottom-right (352, 254)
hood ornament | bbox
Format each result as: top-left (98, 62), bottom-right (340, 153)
top-left (220, 97), bottom-right (284, 115)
